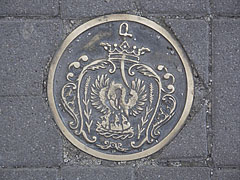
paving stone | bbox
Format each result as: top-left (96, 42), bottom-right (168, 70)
top-left (212, 19), bottom-right (240, 166)
top-left (140, 0), bottom-right (209, 16)
top-left (212, 169), bottom-right (240, 180)
top-left (0, 20), bottom-right (62, 96)
top-left (60, 166), bottom-right (134, 180)
top-left (0, 96), bottom-right (62, 167)
top-left (0, 0), bottom-right (58, 16)
top-left (165, 19), bottom-right (209, 85)
top-left (211, 0), bottom-right (240, 16)
top-left (155, 106), bottom-right (207, 159)
top-left (60, 0), bottom-right (136, 18)
top-left (62, 137), bottom-right (102, 166)
top-left (0, 168), bottom-right (57, 180)
top-left (153, 19), bottom-right (209, 159)
top-left (136, 167), bottom-right (210, 180)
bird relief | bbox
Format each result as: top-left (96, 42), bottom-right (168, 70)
top-left (61, 22), bottom-right (176, 151)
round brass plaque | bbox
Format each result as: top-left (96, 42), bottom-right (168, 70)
top-left (48, 14), bottom-right (194, 161)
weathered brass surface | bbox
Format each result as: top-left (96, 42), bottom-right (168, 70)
top-left (48, 14), bottom-right (194, 161)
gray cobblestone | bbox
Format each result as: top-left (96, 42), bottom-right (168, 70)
top-left (0, 0), bottom-right (58, 17)
top-left (155, 106), bottom-right (207, 159)
top-left (0, 97), bottom-right (62, 167)
top-left (60, 166), bottom-right (134, 180)
top-left (211, 0), bottom-right (240, 16)
top-left (212, 169), bottom-right (240, 180)
top-left (150, 19), bottom-right (209, 160)
top-left (140, 0), bottom-right (209, 16)
top-left (212, 19), bottom-right (240, 166)
top-left (165, 19), bottom-right (209, 85)
top-left (0, 168), bottom-right (57, 180)
top-left (60, 0), bottom-right (136, 19)
top-left (0, 20), bottom-right (62, 96)
top-left (136, 167), bottom-right (210, 180)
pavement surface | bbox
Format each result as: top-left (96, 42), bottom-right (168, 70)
top-left (0, 0), bottom-right (239, 180)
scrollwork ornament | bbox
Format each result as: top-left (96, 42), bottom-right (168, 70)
top-left (48, 14), bottom-right (194, 161)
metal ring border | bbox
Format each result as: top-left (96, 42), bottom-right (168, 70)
top-left (47, 14), bottom-right (194, 161)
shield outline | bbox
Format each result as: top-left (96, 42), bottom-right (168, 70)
top-left (47, 14), bottom-right (194, 161)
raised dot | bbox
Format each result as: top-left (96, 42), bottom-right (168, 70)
top-left (157, 65), bottom-right (164, 71)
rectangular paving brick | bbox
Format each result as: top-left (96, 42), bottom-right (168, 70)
top-left (0, 0), bottom-right (58, 16)
top-left (155, 106), bottom-right (207, 159)
top-left (140, 0), bottom-right (209, 16)
top-left (211, 0), bottom-right (240, 16)
top-left (149, 19), bottom-right (209, 160)
top-left (60, 166), bottom-right (134, 180)
top-left (0, 20), bottom-right (62, 96)
top-left (0, 96), bottom-right (62, 167)
top-left (212, 19), bottom-right (240, 166)
top-left (60, 0), bottom-right (136, 18)
top-left (136, 167), bottom-right (210, 180)
top-left (212, 169), bottom-right (240, 180)
top-left (165, 19), bottom-right (209, 85)
top-left (0, 168), bottom-right (57, 180)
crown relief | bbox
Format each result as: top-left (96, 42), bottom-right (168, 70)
top-left (100, 22), bottom-right (151, 62)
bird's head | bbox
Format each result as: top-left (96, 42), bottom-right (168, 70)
top-left (129, 89), bottom-right (137, 96)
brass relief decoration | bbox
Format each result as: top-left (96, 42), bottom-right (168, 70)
top-left (48, 14), bottom-right (194, 161)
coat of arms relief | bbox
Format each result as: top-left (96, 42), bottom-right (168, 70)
top-left (61, 22), bottom-right (176, 152)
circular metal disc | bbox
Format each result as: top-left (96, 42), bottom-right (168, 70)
top-left (48, 14), bottom-right (194, 161)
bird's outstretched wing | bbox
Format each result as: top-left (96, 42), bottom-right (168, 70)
top-left (90, 74), bottom-right (110, 113)
top-left (130, 78), bottom-right (147, 116)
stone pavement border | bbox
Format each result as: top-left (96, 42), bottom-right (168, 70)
top-left (0, 0), bottom-right (239, 179)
